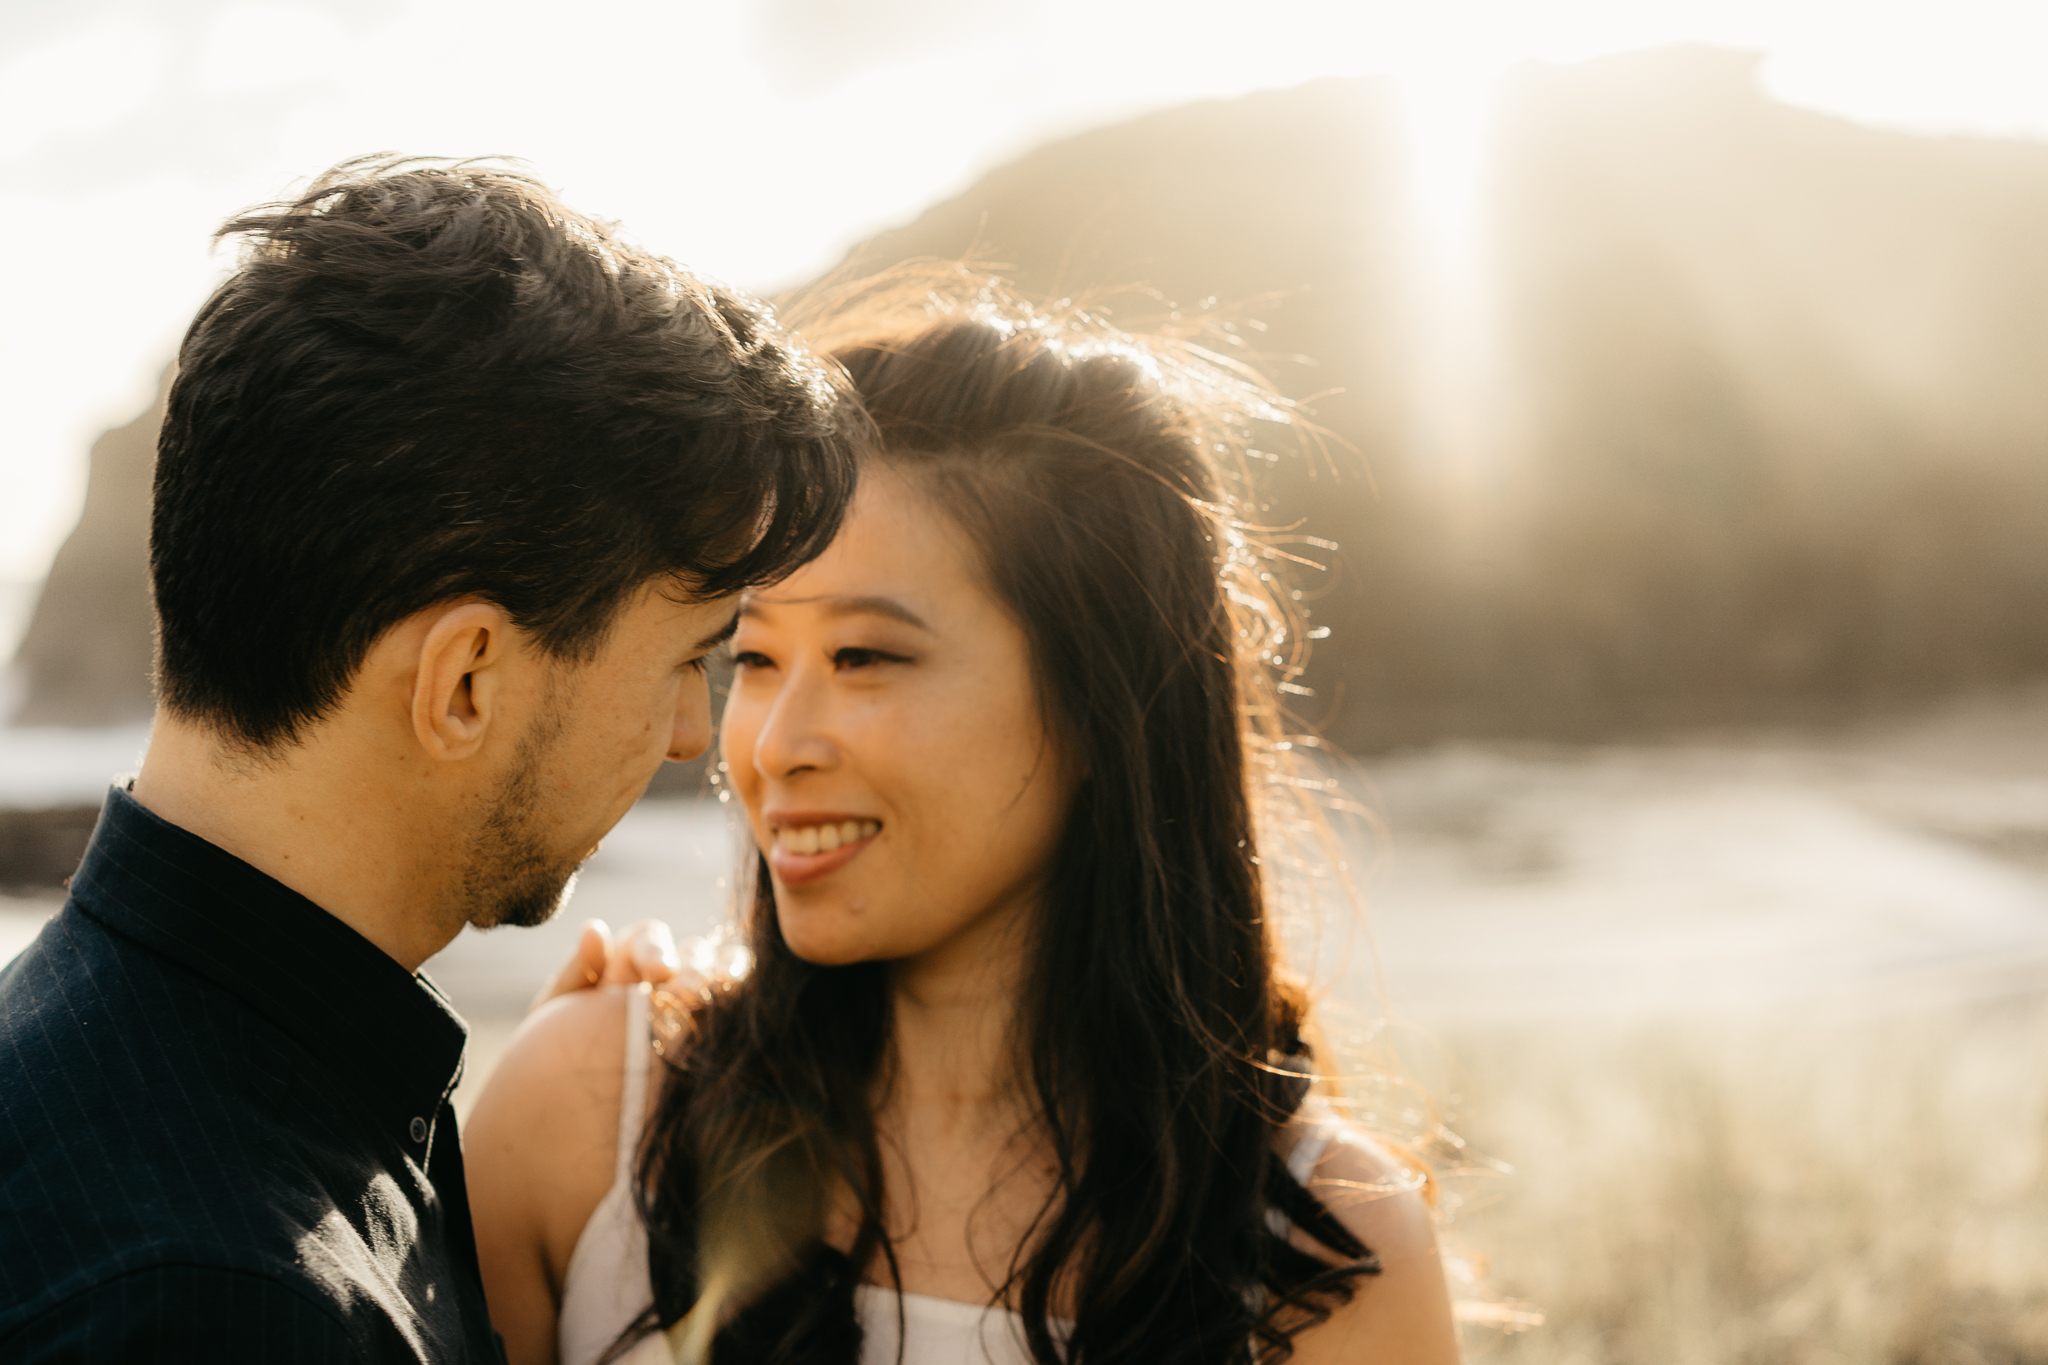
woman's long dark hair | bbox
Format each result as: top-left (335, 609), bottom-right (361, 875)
top-left (625, 272), bottom-right (1381, 1364)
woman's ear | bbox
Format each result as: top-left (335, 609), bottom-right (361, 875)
top-left (411, 601), bottom-right (514, 760)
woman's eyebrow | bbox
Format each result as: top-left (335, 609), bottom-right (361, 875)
top-left (821, 595), bottom-right (931, 630)
top-left (739, 594), bottom-right (931, 631)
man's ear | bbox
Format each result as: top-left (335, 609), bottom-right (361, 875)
top-left (411, 601), bottom-right (516, 761)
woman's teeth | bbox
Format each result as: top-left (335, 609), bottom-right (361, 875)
top-left (774, 820), bottom-right (881, 856)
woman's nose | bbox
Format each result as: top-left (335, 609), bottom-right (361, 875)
top-left (748, 674), bottom-right (838, 779)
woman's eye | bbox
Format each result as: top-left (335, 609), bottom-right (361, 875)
top-left (833, 646), bottom-right (908, 670)
top-left (731, 649), bottom-right (774, 670)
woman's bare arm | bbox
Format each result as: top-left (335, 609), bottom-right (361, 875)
top-left (464, 986), bottom-right (642, 1365)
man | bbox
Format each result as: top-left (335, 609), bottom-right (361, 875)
top-left (0, 156), bottom-right (863, 1360)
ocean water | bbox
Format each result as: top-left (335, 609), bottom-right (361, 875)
top-left (0, 723), bottom-right (154, 806)
top-left (3, 685), bottom-right (2045, 1054)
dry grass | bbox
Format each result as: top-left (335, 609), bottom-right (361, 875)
top-left (1432, 994), bottom-right (2048, 1364)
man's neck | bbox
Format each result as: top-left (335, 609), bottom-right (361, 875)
top-left (130, 711), bottom-right (468, 973)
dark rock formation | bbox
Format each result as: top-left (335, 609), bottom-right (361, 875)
top-left (0, 806), bottom-right (100, 891)
top-left (11, 373), bottom-right (164, 726)
top-left (1486, 46), bottom-right (2048, 736)
top-left (18, 47), bottom-right (2048, 750)
top-left (827, 47), bottom-right (2048, 748)
top-left (828, 78), bottom-right (1447, 749)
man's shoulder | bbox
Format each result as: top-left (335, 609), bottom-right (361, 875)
top-left (0, 898), bottom-right (110, 1005)
top-left (0, 900), bottom-right (250, 1144)
top-left (0, 907), bottom-right (358, 1322)
top-left (0, 899), bottom-right (168, 1048)
top-left (0, 867), bottom-right (500, 1364)
top-left (0, 1259), bottom-right (409, 1363)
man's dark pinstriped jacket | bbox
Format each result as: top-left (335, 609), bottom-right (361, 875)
top-left (0, 788), bottom-right (504, 1362)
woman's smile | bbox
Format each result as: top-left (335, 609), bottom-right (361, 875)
top-left (765, 812), bottom-right (883, 886)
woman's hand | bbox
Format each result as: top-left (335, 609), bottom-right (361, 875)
top-left (530, 918), bottom-right (688, 1011)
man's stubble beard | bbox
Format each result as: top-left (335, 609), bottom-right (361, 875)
top-left (459, 686), bottom-right (584, 930)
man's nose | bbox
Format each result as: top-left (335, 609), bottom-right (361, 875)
top-left (667, 671), bottom-right (715, 763)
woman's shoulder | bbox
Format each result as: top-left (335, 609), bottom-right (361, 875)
top-left (1278, 1102), bottom-right (1438, 1262)
top-left (466, 985), bottom-right (665, 1345)
top-left (1277, 1103), bottom-right (1462, 1365)
top-left (476, 983), bottom-right (706, 1149)
top-left (469, 985), bottom-right (646, 1168)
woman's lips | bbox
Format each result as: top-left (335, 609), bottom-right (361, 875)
top-left (765, 817), bottom-right (881, 888)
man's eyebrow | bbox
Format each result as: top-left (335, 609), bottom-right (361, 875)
top-left (738, 594), bottom-right (932, 632)
top-left (694, 612), bottom-right (740, 652)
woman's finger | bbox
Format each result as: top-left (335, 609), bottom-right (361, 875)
top-left (604, 918), bottom-right (681, 984)
top-left (527, 918), bottom-right (613, 1012)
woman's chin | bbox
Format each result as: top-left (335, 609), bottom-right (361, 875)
top-left (776, 908), bottom-right (885, 967)
top-left (784, 940), bottom-right (872, 967)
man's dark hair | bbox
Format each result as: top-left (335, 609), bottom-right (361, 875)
top-left (153, 154), bottom-right (864, 750)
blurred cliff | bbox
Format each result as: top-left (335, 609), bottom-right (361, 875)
top-left (833, 45), bottom-right (2048, 750)
top-left (1487, 47), bottom-right (2048, 743)
top-left (12, 372), bottom-right (162, 727)
top-left (12, 45), bottom-right (2048, 753)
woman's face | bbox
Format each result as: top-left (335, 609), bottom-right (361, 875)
top-left (722, 464), bottom-right (1078, 970)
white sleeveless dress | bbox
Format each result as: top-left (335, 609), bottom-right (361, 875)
top-left (555, 984), bottom-right (1335, 1365)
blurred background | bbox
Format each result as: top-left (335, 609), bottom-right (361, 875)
top-left (3, 0), bottom-right (2047, 1356)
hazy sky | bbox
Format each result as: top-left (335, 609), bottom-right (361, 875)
top-left (4, 0), bottom-right (2047, 585)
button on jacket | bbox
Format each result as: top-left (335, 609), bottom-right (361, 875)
top-left (0, 788), bottom-right (505, 1362)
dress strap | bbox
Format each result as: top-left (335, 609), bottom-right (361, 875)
top-left (1285, 1098), bottom-right (1345, 1185)
top-left (1286, 1118), bottom-right (1337, 1186)
top-left (1267, 1108), bottom-right (1344, 1240)
top-left (615, 983), bottom-right (653, 1186)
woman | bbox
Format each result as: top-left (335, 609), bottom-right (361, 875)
top-left (467, 277), bottom-right (1462, 1364)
